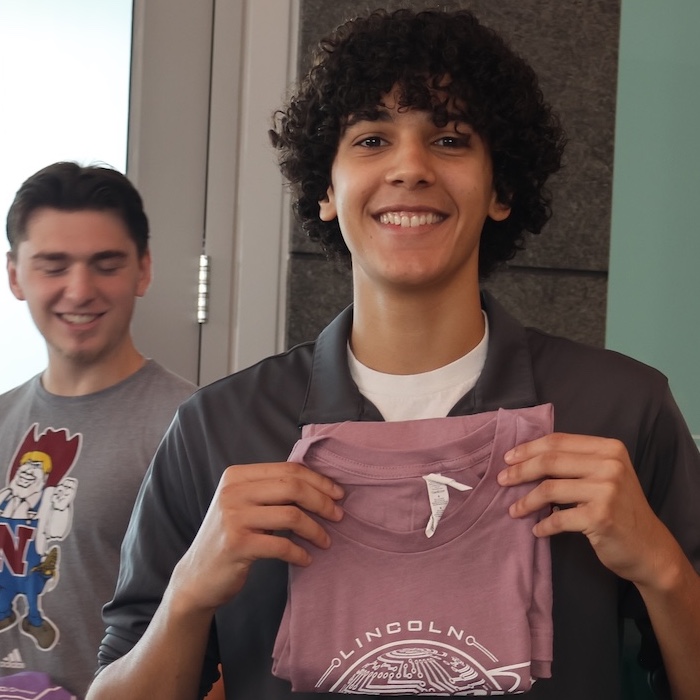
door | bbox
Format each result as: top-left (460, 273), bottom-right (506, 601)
top-left (129, 0), bottom-right (298, 386)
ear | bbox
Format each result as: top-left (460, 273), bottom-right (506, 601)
top-left (488, 194), bottom-right (511, 223)
top-left (6, 251), bottom-right (26, 301)
top-left (318, 186), bottom-right (337, 222)
top-left (136, 249), bottom-right (152, 298)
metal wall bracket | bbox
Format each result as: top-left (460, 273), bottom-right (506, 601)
top-left (197, 254), bottom-right (211, 324)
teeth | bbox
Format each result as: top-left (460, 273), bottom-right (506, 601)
top-left (379, 212), bottom-right (444, 227)
top-left (62, 313), bottom-right (99, 324)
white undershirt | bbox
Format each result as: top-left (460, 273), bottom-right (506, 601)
top-left (348, 313), bottom-right (489, 422)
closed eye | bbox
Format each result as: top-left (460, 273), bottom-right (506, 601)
top-left (94, 261), bottom-right (124, 274)
top-left (32, 253), bottom-right (69, 275)
top-left (92, 252), bottom-right (128, 274)
top-left (42, 265), bottom-right (69, 275)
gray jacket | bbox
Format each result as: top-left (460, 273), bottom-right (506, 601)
top-left (99, 293), bottom-right (700, 699)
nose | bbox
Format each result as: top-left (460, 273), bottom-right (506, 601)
top-left (63, 264), bottom-right (97, 304)
top-left (384, 137), bottom-right (435, 189)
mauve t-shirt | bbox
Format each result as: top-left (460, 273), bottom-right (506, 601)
top-left (273, 404), bottom-right (554, 695)
top-left (0, 672), bottom-right (77, 699)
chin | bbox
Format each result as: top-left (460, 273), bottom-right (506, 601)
top-left (58, 344), bottom-right (110, 367)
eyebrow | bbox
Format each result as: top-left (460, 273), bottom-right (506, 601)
top-left (345, 107), bottom-right (471, 129)
top-left (31, 250), bottom-right (129, 263)
top-left (345, 110), bottom-right (393, 128)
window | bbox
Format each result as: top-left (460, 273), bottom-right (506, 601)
top-left (0, 0), bottom-right (132, 393)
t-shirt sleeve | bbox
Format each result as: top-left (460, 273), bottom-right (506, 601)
top-left (96, 407), bottom-right (221, 697)
top-left (621, 380), bottom-right (700, 682)
top-left (637, 382), bottom-right (700, 571)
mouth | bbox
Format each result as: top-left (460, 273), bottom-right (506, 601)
top-left (377, 211), bottom-right (446, 228)
top-left (58, 313), bottom-right (104, 325)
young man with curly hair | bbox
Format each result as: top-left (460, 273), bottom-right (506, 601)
top-left (88, 9), bottom-right (700, 700)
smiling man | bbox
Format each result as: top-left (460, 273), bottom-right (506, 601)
top-left (89, 9), bottom-right (700, 700)
top-left (0, 162), bottom-right (195, 698)
top-left (9, 205), bottom-right (150, 394)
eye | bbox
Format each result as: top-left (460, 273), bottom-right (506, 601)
top-left (42, 264), bottom-right (68, 276)
top-left (93, 254), bottom-right (128, 273)
top-left (95, 261), bottom-right (123, 274)
top-left (434, 134), bottom-right (472, 148)
top-left (355, 135), bottom-right (388, 148)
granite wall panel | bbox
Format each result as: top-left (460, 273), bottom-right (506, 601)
top-left (286, 0), bottom-right (620, 349)
top-left (287, 258), bottom-right (607, 350)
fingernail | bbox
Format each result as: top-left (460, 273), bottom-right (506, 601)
top-left (497, 469), bottom-right (509, 485)
top-left (504, 449), bottom-right (515, 463)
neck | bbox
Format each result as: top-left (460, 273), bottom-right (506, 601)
top-left (351, 279), bottom-right (484, 375)
top-left (42, 341), bottom-right (145, 397)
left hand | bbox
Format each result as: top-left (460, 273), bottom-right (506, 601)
top-left (498, 432), bottom-right (672, 587)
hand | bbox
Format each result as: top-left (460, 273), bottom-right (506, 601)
top-left (170, 461), bottom-right (344, 613)
top-left (51, 477), bottom-right (78, 509)
top-left (498, 432), bottom-right (675, 588)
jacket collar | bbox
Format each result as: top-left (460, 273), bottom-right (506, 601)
top-left (298, 291), bottom-right (540, 426)
top-left (298, 305), bottom-right (379, 426)
top-left (450, 291), bottom-right (540, 415)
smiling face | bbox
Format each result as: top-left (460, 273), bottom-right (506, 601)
top-left (6, 208), bottom-right (151, 372)
top-left (12, 460), bottom-right (47, 499)
top-left (319, 91), bottom-right (511, 298)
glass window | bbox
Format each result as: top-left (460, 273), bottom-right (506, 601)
top-left (0, 0), bottom-right (132, 393)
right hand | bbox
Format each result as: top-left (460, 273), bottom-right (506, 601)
top-left (169, 461), bottom-right (344, 614)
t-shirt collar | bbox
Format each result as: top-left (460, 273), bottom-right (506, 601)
top-left (298, 291), bottom-right (539, 426)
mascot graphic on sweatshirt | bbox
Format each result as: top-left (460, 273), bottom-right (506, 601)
top-left (0, 424), bottom-right (81, 650)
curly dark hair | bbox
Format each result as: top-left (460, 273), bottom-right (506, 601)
top-left (6, 161), bottom-right (149, 258)
top-left (271, 8), bottom-right (566, 278)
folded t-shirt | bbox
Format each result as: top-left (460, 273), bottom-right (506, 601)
top-left (273, 404), bottom-right (554, 695)
top-left (0, 671), bottom-right (77, 699)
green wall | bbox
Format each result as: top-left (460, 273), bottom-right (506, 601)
top-left (607, 0), bottom-right (700, 446)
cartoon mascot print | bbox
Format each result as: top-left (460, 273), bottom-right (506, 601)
top-left (0, 424), bottom-right (80, 650)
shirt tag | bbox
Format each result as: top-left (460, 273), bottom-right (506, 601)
top-left (422, 473), bottom-right (473, 538)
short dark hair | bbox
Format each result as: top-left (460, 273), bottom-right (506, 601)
top-left (6, 162), bottom-right (149, 257)
top-left (271, 8), bottom-right (566, 278)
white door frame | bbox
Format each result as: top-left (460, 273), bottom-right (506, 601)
top-left (200, 0), bottom-right (297, 384)
top-left (129, 0), bottom-right (297, 385)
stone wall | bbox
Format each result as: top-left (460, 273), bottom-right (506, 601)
top-left (286, 0), bottom-right (620, 349)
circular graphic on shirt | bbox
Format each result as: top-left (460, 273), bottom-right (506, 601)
top-left (319, 639), bottom-right (532, 695)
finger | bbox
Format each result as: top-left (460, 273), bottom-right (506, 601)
top-left (507, 478), bottom-right (601, 518)
top-left (531, 504), bottom-right (591, 538)
top-left (498, 452), bottom-right (595, 485)
top-left (499, 444), bottom-right (629, 485)
top-left (220, 467), bottom-right (344, 522)
top-left (504, 433), bottom-right (625, 466)
top-left (224, 462), bottom-right (344, 501)
top-left (220, 505), bottom-right (339, 568)
top-left (530, 498), bottom-right (633, 540)
top-left (225, 478), bottom-right (344, 521)
top-left (238, 504), bottom-right (337, 550)
top-left (236, 530), bottom-right (321, 568)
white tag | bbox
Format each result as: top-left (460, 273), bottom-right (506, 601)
top-left (422, 473), bottom-right (473, 538)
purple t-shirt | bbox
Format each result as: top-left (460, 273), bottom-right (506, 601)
top-left (0, 672), bottom-right (77, 699)
top-left (273, 405), bottom-right (554, 695)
